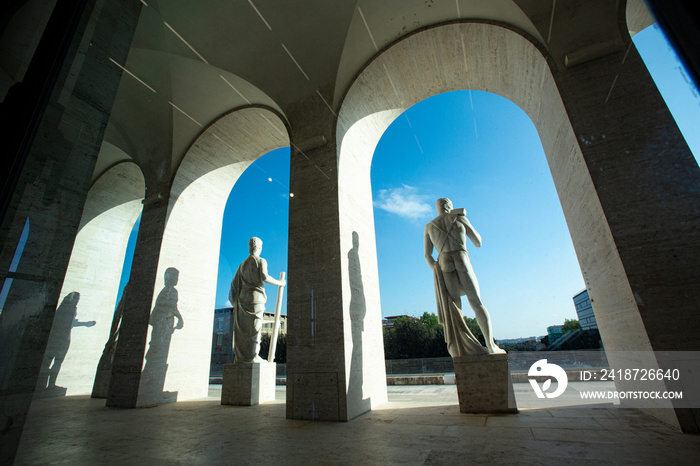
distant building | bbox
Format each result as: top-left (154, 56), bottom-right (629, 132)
top-left (496, 336), bottom-right (546, 346)
top-left (382, 315), bottom-right (412, 328)
top-left (573, 289), bottom-right (598, 330)
top-left (547, 325), bottom-right (563, 343)
top-left (211, 308), bottom-right (234, 371)
top-left (496, 336), bottom-right (547, 351)
top-left (262, 311), bottom-right (288, 335)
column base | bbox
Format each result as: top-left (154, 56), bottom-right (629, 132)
top-left (453, 353), bottom-right (518, 414)
top-left (221, 362), bottom-right (276, 406)
top-left (91, 367), bottom-right (111, 398)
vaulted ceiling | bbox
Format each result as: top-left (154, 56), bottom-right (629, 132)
top-left (96, 0), bottom-right (653, 191)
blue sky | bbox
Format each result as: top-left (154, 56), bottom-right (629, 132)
top-left (118, 24), bottom-right (699, 340)
top-left (371, 90), bottom-right (579, 339)
top-left (215, 148), bottom-right (290, 313)
top-left (634, 25), bottom-right (700, 156)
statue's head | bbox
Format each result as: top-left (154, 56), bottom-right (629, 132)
top-left (436, 198), bottom-right (452, 214)
top-left (164, 267), bottom-right (179, 286)
top-left (352, 231), bottom-right (360, 249)
top-left (65, 291), bottom-right (80, 306)
top-left (248, 237), bottom-right (263, 255)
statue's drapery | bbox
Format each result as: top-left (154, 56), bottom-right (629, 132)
top-left (230, 255), bottom-right (266, 363)
top-left (433, 263), bottom-right (488, 357)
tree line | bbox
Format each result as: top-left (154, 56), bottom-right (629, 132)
top-left (384, 313), bottom-right (601, 358)
top-left (259, 333), bottom-right (287, 363)
top-left (383, 312), bottom-right (484, 359)
top-left (253, 312), bottom-right (600, 363)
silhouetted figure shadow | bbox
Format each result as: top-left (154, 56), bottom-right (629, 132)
top-left (36, 292), bottom-right (95, 397)
top-left (92, 282), bottom-right (129, 398)
top-left (348, 231), bottom-right (371, 414)
top-left (141, 268), bottom-right (183, 403)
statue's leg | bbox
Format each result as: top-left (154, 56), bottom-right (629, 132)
top-left (439, 264), bottom-right (463, 309)
top-left (438, 254), bottom-right (459, 302)
top-left (456, 261), bottom-right (504, 354)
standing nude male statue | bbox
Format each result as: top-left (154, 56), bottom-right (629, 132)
top-left (229, 237), bottom-right (286, 364)
top-left (424, 198), bottom-right (504, 357)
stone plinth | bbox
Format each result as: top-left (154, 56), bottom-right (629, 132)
top-left (453, 353), bottom-right (517, 414)
top-left (221, 362), bottom-right (276, 406)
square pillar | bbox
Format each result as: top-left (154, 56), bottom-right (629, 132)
top-left (0, 1), bottom-right (142, 461)
top-left (286, 143), bottom-right (348, 421)
top-left (553, 44), bottom-right (700, 432)
top-left (106, 196), bottom-right (169, 408)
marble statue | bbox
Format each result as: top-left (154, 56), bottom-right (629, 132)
top-left (424, 198), bottom-right (504, 357)
top-left (229, 237), bottom-right (286, 364)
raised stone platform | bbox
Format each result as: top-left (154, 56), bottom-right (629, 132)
top-left (453, 353), bottom-right (517, 413)
top-left (221, 362), bottom-right (276, 406)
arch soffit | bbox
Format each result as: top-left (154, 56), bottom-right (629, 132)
top-left (123, 48), bottom-right (286, 169)
top-left (168, 106), bottom-right (290, 212)
top-left (103, 47), bottom-right (285, 193)
top-left (92, 140), bottom-right (136, 184)
top-left (333, 0), bottom-right (545, 106)
top-left (80, 160), bottom-right (146, 231)
top-left (337, 21), bottom-right (564, 169)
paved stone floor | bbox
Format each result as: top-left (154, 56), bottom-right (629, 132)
top-left (15, 383), bottom-right (700, 465)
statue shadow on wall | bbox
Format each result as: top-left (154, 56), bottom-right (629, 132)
top-left (140, 267), bottom-right (183, 404)
top-left (348, 231), bottom-right (371, 414)
top-left (35, 291), bottom-right (96, 398)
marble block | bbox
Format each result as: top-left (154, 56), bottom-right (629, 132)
top-left (453, 353), bottom-right (517, 413)
top-left (221, 362), bottom-right (276, 406)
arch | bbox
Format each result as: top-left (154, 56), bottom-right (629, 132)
top-left (333, 0), bottom-right (544, 105)
top-left (336, 21), bottom-right (655, 418)
top-left (102, 44), bottom-right (284, 190)
top-left (37, 161), bottom-right (145, 396)
top-left (136, 106), bottom-right (289, 405)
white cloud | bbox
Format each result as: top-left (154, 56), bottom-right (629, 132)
top-left (374, 185), bottom-right (433, 222)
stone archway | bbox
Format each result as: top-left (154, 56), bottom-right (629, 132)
top-left (136, 106), bottom-right (289, 406)
top-left (37, 160), bottom-right (145, 397)
top-left (336, 21), bottom-right (655, 421)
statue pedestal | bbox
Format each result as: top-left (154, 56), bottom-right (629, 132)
top-left (221, 361), bottom-right (276, 406)
top-left (453, 353), bottom-right (517, 413)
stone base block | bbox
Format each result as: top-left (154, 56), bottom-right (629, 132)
top-left (221, 362), bottom-right (276, 406)
top-left (454, 353), bottom-right (517, 414)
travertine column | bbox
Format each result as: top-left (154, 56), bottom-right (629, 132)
top-left (553, 44), bottom-right (700, 431)
top-left (286, 143), bottom-right (348, 421)
top-left (0, 1), bottom-right (142, 461)
top-left (34, 162), bottom-right (144, 398)
top-left (106, 194), bottom-right (168, 408)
